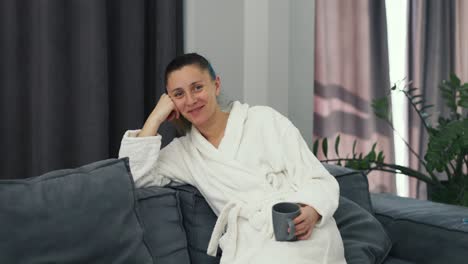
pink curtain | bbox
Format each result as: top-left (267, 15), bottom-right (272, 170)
top-left (314, 0), bottom-right (396, 193)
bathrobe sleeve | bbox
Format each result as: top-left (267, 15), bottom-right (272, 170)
top-left (118, 129), bottom-right (193, 188)
top-left (281, 122), bottom-right (340, 227)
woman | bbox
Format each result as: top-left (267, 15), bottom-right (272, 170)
top-left (119, 53), bottom-right (346, 264)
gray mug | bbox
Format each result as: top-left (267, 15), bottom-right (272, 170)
top-left (272, 202), bottom-right (301, 241)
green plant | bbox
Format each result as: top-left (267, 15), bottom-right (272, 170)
top-left (316, 74), bottom-right (468, 206)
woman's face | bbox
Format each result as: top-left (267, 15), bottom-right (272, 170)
top-left (166, 64), bottom-right (220, 128)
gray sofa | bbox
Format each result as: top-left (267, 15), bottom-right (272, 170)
top-left (1, 158), bottom-right (467, 263)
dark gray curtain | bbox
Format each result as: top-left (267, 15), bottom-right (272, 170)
top-left (406, 0), bottom-right (456, 199)
top-left (0, 0), bottom-right (183, 179)
top-left (314, 0), bottom-right (396, 193)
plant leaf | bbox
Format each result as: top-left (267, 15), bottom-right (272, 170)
top-left (334, 135), bottom-right (341, 157)
top-left (371, 142), bottom-right (377, 152)
top-left (377, 151), bottom-right (384, 163)
top-left (421, 104), bottom-right (434, 110)
top-left (440, 80), bottom-right (457, 112)
top-left (425, 119), bottom-right (468, 173)
top-left (352, 139), bottom-right (357, 158)
top-left (372, 97), bottom-right (391, 121)
top-left (322, 138), bottom-right (328, 158)
top-left (407, 87), bottom-right (418, 94)
top-left (450, 73), bottom-right (461, 87)
top-left (458, 98), bottom-right (468, 108)
top-left (313, 139), bottom-right (319, 156)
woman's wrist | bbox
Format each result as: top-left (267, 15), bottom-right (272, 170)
top-left (138, 120), bottom-right (162, 137)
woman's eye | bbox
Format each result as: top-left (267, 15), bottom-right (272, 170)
top-left (173, 91), bottom-right (183, 98)
top-left (194, 85), bottom-right (203, 91)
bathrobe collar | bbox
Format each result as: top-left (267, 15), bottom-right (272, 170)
top-left (189, 101), bottom-right (249, 160)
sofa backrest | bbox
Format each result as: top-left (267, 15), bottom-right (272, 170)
top-left (323, 163), bottom-right (373, 213)
top-left (136, 185), bottom-right (220, 264)
top-left (172, 185), bottom-right (222, 263)
top-left (0, 158), bottom-right (153, 264)
top-left (137, 186), bottom-right (191, 263)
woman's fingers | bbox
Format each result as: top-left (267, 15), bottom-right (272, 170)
top-left (164, 94), bottom-right (180, 120)
top-left (292, 206), bottom-right (317, 239)
top-left (150, 93), bottom-right (178, 122)
top-left (294, 218), bottom-right (312, 236)
top-left (297, 226), bottom-right (313, 240)
top-left (293, 208), bottom-right (307, 225)
top-left (166, 111), bottom-right (176, 121)
top-left (166, 109), bottom-right (181, 121)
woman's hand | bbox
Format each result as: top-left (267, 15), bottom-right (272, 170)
top-left (139, 94), bottom-right (180, 137)
top-left (293, 204), bottom-right (321, 240)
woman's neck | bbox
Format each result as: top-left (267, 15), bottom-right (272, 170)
top-left (196, 107), bottom-right (229, 148)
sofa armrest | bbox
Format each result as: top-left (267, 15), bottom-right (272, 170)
top-left (371, 193), bottom-right (468, 264)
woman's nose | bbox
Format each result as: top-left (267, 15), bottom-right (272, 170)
top-left (186, 91), bottom-right (197, 105)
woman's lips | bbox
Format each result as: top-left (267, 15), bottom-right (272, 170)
top-left (188, 105), bottom-right (204, 115)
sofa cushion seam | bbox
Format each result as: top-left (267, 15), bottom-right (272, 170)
top-left (375, 213), bottom-right (468, 234)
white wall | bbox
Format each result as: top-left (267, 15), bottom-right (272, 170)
top-left (386, 0), bottom-right (409, 197)
top-left (184, 0), bottom-right (315, 147)
top-left (288, 0), bottom-right (316, 147)
top-left (184, 1), bottom-right (245, 104)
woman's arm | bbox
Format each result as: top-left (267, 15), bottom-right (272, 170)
top-left (280, 121), bottom-right (340, 229)
top-left (119, 131), bottom-right (193, 188)
top-left (118, 94), bottom-right (189, 187)
top-left (139, 93), bottom-right (179, 137)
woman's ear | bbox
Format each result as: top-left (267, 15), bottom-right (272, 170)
top-left (214, 76), bottom-right (221, 96)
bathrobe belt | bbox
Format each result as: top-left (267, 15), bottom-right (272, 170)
top-left (207, 191), bottom-right (293, 260)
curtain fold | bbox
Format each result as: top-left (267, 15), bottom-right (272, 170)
top-left (314, 0), bottom-right (396, 193)
top-left (407, 0), bottom-right (468, 199)
top-left (406, 0), bottom-right (460, 199)
top-left (455, 0), bottom-right (468, 82)
top-left (0, 0), bottom-right (183, 179)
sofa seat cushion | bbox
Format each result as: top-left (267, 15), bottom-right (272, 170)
top-left (173, 184), bottom-right (391, 264)
top-left (324, 164), bottom-right (373, 213)
top-left (0, 158), bottom-right (153, 264)
top-left (334, 196), bottom-right (392, 264)
top-left (136, 186), bottom-right (191, 263)
top-left (372, 193), bottom-right (468, 264)
top-left (171, 185), bottom-right (221, 264)
top-left (382, 257), bottom-right (416, 264)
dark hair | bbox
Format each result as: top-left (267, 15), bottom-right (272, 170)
top-left (164, 53), bottom-right (216, 87)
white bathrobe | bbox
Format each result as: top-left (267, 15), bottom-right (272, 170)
top-left (119, 101), bottom-right (346, 264)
